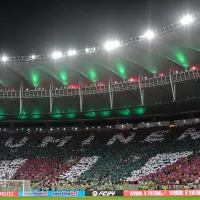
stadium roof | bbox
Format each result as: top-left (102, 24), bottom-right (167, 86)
top-left (0, 14), bottom-right (200, 121)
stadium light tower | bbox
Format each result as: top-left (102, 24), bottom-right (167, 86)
top-left (104, 40), bottom-right (120, 51)
top-left (180, 15), bottom-right (194, 25)
top-left (52, 51), bottom-right (62, 59)
top-left (1, 56), bottom-right (8, 62)
top-left (143, 30), bottom-right (155, 40)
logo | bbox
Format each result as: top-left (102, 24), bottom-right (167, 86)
top-left (92, 191), bottom-right (116, 196)
top-left (92, 191), bottom-right (98, 196)
top-left (32, 192), bottom-right (48, 196)
top-left (0, 192), bottom-right (18, 197)
top-left (70, 192), bottom-right (78, 196)
top-left (52, 191), bottom-right (78, 196)
top-left (87, 190), bottom-right (122, 197)
top-left (24, 192), bottom-right (33, 196)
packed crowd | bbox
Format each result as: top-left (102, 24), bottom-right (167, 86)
top-left (0, 124), bottom-right (199, 190)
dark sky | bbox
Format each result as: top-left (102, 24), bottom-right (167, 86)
top-left (0, 0), bottom-right (199, 55)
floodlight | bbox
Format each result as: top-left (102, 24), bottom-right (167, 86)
top-left (180, 15), bottom-right (193, 25)
top-left (52, 51), bottom-right (62, 59)
top-left (31, 55), bottom-right (36, 59)
top-left (104, 40), bottom-right (120, 51)
top-left (143, 30), bottom-right (155, 40)
top-left (1, 56), bottom-right (8, 62)
top-left (68, 50), bottom-right (77, 56)
top-left (85, 48), bottom-right (90, 53)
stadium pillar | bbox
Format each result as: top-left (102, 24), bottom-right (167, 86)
top-left (49, 84), bottom-right (53, 113)
top-left (79, 83), bottom-right (83, 112)
top-left (108, 78), bottom-right (113, 109)
top-left (139, 74), bottom-right (144, 105)
top-left (169, 69), bottom-right (176, 101)
top-left (19, 80), bottom-right (23, 114)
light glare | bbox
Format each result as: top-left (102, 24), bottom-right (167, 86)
top-left (52, 51), bottom-right (62, 59)
top-left (68, 50), bottom-right (77, 56)
top-left (180, 15), bottom-right (193, 25)
top-left (1, 56), bottom-right (8, 62)
top-left (143, 30), bottom-right (155, 40)
top-left (104, 40), bottom-right (120, 51)
top-left (85, 48), bottom-right (90, 53)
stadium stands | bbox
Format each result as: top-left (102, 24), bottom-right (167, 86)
top-left (0, 124), bottom-right (200, 190)
top-left (139, 154), bottom-right (200, 186)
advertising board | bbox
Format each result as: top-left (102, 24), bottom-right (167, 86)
top-left (18, 190), bottom-right (85, 197)
top-left (50, 191), bottom-right (85, 197)
top-left (0, 192), bottom-right (18, 197)
top-left (124, 190), bottom-right (200, 196)
top-left (86, 190), bottom-right (123, 196)
top-left (18, 191), bottom-right (48, 196)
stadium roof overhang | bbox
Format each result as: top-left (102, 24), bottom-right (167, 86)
top-left (0, 14), bottom-right (200, 121)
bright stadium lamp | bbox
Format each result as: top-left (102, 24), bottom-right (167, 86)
top-left (31, 55), bottom-right (36, 59)
top-left (52, 51), bottom-right (62, 59)
top-left (1, 56), bottom-right (8, 62)
top-left (143, 30), bottom-right (155, 40)
top-left (104, 40), bottom-right (120, 51)
top-left (68, 50), bottom-right (77, 56)
top-left (180, 15), bottom-right (193, 25)
top-left (85, 48), bottom-right (90, 53)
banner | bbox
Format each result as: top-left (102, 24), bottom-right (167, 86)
top-left (124, 190), bottom-right (200, 196)
top-left (50, 191), bottom-right (85, 197)
top-left (0, 192), bottom-right (18, 197)
top-left (86, 190), bottom-right (123, 196)
top-left (18, 191), bottom-right (48, 196)
top-left (19, 190), bottom-right (85, 197)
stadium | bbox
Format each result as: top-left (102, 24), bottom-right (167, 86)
top-left (0, 1), bottom-right (200, 199)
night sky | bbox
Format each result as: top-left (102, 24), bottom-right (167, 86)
top-left (0, 0), bottom-right (199, 56)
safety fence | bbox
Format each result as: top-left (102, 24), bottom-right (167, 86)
top-left (1, 190), bottom-right (200, 197)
